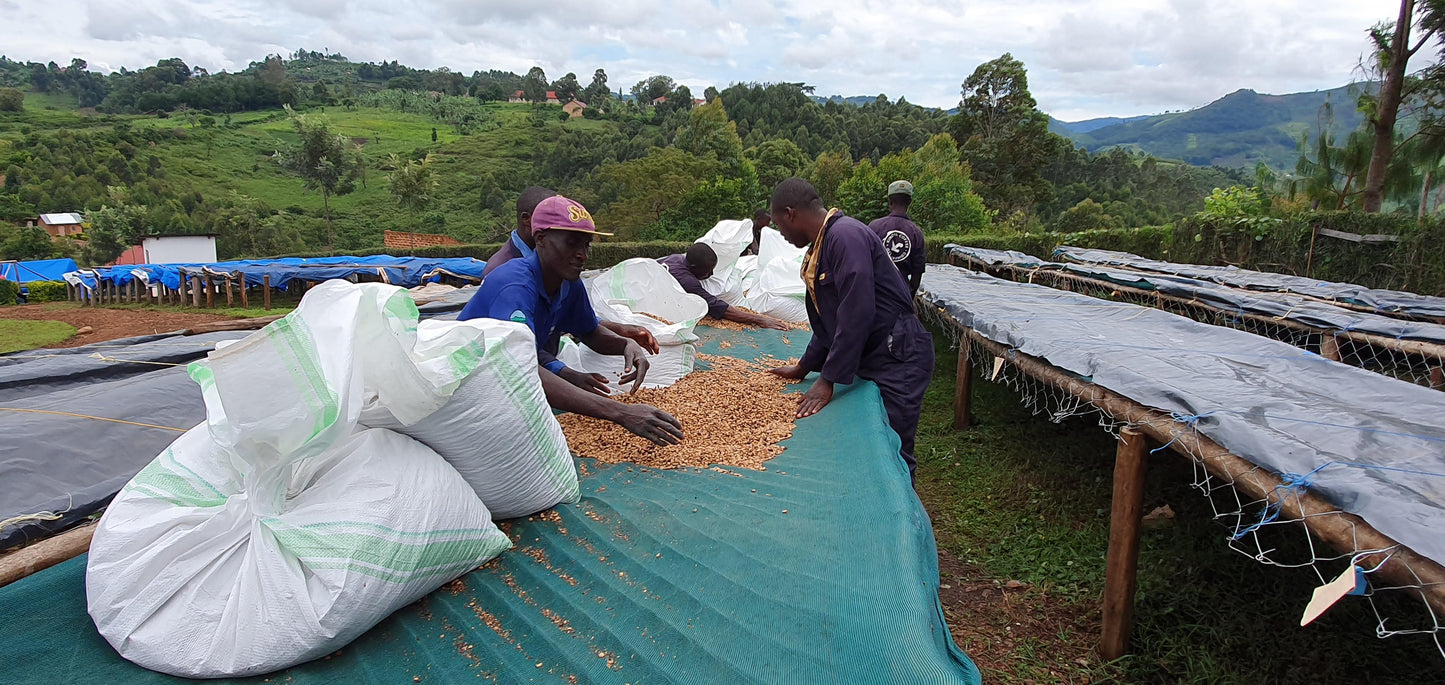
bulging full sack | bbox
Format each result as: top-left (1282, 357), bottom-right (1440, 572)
top-left (86, 282), bottom-right (522, 678)
top-left (743, 227), bottom-right (809, 323)
top-left (359, 317), bottom-right (579, 519)
top-left (697, 219), bottom-right (754, 302)
top-left (570, 258), bottom-right (706, 390)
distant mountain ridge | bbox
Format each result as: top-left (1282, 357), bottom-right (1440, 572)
top-left (1049, 84), bottom-right (1373, 169)
top-left (817, 84), bottom-right (1371, 169)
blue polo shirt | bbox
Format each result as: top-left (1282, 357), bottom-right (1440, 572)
top-left (459, 253), bottom-right (600, 373)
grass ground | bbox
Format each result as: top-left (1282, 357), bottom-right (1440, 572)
top-left (0, 318), bottom-right (75, 353)
top-left (914, 325), bottom-right (1445, 683)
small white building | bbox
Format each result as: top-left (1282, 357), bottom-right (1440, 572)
top-left (142, 235), bottom-right (217, 264)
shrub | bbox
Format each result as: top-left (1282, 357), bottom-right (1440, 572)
top-left (0, 279), bottom-right (18, 305)
top-left (25, 280), bottom-right (68, 303)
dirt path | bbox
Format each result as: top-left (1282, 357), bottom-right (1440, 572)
top-left (0, 304), bottom-right (237, 348)
top-left (936, 548), bottom-right (1102, 682)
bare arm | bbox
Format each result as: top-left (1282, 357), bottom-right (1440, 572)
top-left (578, 325), bottom-right (650, 391)
top-left (538, 366), bottom-right (682, 445)
top-left (722, 305), bottom-right (790, 330)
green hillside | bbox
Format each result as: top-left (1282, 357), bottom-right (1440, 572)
top-left (1056, 85), bottom-right (1369, 168)
top-left (0, 89), bottom-right (641, 253)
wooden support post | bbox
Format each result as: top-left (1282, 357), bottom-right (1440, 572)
top-left (190, 275), bottom-right (203, 308)
top-left (0, 522), bottom-right (96, 588)
top-left (263, 274), bottom-right (272, 310)
top-left (204, 275), bottom-right (214, 308)
top-left (953, 344), bottom-right (974, 429)
top-left (1320, 334), bottom-right (1341, 362)
top-left (225, 275), bottom-right (234, 308)
top-left (238, 274), bottom-right (249, 309)
top-left (1101, 427), bottom-right (1149, 661)
top-left (1431, 366), bottom-right (1445, 390)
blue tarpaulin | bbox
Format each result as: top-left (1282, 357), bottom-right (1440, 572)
top-left (0, 258), bottom-right (78, 284)
top-left (71, 256), bottom-right (488, 290)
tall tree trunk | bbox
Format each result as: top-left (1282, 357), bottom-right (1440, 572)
top-left (1364, 0), bottom-right (1416, 212)
top-left (324, 192), bottom-right (333, 255)
top-left (1421, 169), bottom-right (1434, 220)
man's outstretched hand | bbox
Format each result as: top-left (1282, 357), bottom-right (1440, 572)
top-left (796, 379), bottom-right (833, 418)
top-left (615, 404), bottom-right (683, 445)
top-left (608, 323), bottom-right (660, 355)
top-left (558, 367), bottom-right (611, 396)
top-left (619, 341), bottom-right (651, 393)
top-left (768, 364), bottom-right (808, 380)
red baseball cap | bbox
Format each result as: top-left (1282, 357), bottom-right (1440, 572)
top-left (530, 195), bottom-right (613, 237)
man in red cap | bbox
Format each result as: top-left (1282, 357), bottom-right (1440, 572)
top-left (461, 195), bottom-right (683, 445)
top-left (484, 186), bottom-right (659, 354)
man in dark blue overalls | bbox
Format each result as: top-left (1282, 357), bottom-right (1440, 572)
top-left (767, 178), bottom-right (934, 481)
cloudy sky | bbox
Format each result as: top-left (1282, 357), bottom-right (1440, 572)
top-left (0, 0), bottom-right (1396, 120)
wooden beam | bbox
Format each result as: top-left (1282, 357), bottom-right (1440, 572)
top-left (1101, 427), bottom-right (1149, 660)
top-left (204, 274), bottom-right (214, 308)
top-left (190, 275), bottom-right (202, 308)
top-left (263, 274), bottom-right (271, 310)
top-left (182, 315), bottom-right (284, 335)
top-left (1320, 334), bottom-right (1341, 362)
top-left (224, 275), bottom-right (234, 308)
top-left (238, 273), bottom-right (249, 309)
top-left (0, 522), bottom-right (95, 588)
top-left (953, 344), bottom-right (974, 429)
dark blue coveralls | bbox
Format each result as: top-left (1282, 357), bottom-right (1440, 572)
top-left (797, 214), bottom-right (934, 477)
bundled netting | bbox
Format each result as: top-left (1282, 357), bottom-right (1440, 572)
top-left (952, 253), bottom-right (1445, 390)
top-left (918, 290), bottom-right (1445, 660)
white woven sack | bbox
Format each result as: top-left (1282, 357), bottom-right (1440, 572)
top-left (585, 258), bottom-right (707, 345)
top-left (743, 229), bottom-right (810, 323)
top-left (695, 218), bottom-right (753, 277)
top-left (558, 337), bottom-right (696, 392)
top-left (87, 282), bottom-right (512, 678)
top-left (359, 318), bottom-right (579, 519)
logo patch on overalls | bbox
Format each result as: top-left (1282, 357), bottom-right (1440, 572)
top-left (883, 230), bottom-right (911, 263)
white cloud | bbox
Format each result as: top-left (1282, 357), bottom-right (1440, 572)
top-left (0, 0), bottom-right (1402, 120)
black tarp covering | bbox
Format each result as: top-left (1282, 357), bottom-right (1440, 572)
top-left (1054, 246), bottom-right (1445, 319)
top-left (920, 264), bottom-right (1445, 566)
top-left (0, 368), bottom-right (207, 549)
top-left (948, 245), bottom-right (1445, 345)
top-left (0, 290), bottom-right (488, 550)
top-left (0, 332), bottom-right (246, 402)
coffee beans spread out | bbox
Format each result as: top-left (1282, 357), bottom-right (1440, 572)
top-left (702, 307), bottom-right (810, 331)
top-left (559, 354), bottom-right (800, 470)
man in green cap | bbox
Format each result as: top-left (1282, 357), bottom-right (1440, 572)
top-left (867, 180), bottom-right (926, 296)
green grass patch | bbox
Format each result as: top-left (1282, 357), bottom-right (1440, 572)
top-left (0, 319), bottom-right (75, 353)
top-left (914, 326), bottom-right (1445, 682)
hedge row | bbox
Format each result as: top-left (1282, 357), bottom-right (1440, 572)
top-left (273, 241), bottom-right (695, 269)
top-left (276, 230), bottom-right (1174, 274)
top-left (0, 280), bottom-right (17, 306)
top-left (25, 281), bottom-right (69, 303)
top-left (1164, 212), bottom-right (1445, 296)
top-left (269, 212), bottom-right (1445, 297)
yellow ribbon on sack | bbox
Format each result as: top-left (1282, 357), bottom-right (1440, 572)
top-left (801, 208), bottom-right (841, 305)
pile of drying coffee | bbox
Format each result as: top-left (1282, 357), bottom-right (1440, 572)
top-left (558, 354), bottom-right (799, 470)
top-left (637, 312), bottom-right (674, 325)
top-left (702, 307), bottom-right (810, 331)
